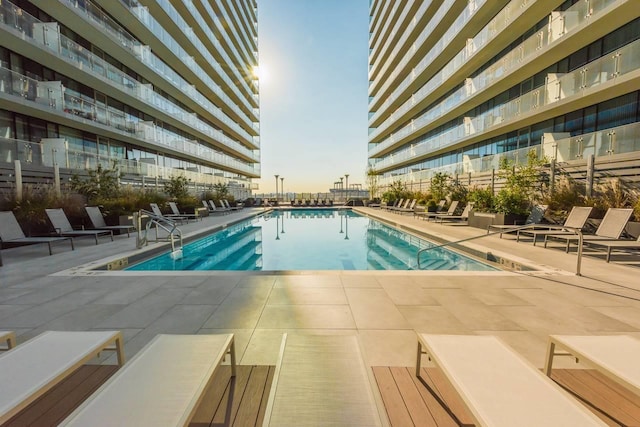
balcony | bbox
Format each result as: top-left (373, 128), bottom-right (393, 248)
top-left (0, 136), bottom-right (257, 188)
top-left (57, 0), bottom-right (257, 131)
top-left (371, 36), bottom-right (640, 172)
top-left (369, 0), bottom-right (632, 156)
top-left (369, 0), bottom-right (492, 123)
top-left (0, 67), bottom-right (259, 177)
top-left (377, 121), bottom-right (640, 187)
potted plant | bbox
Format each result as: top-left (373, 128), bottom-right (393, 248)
top-left (426, 199), bottom-right (438, 212)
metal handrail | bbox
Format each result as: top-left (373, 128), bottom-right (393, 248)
top-left (135, 209), bottom-right (183, 253)
top-left (416, 224), bottom-right (584, 275)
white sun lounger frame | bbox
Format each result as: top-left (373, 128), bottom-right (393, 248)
top-left (545, 334), bottom-right (640, 396)
top-left (416, 334), bottom-right (606, 427)
top-left (60, 333), bottom-right (235, 427)
top-left (0, 330), bottom-right (124, 424)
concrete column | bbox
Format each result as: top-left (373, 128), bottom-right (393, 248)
top-left (14, 160), bottom-right (22, 201)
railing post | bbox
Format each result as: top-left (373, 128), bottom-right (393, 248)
top-left (586, 154), bottom-right (595, 197)
top-left (549, 159), bottom-right (556, 195)
top-left (54, 163), bottom-right (61, 196)
top-left (14, 160), bottom-right (23, 201)
top-left (490, 169), bottom-right (495, 195)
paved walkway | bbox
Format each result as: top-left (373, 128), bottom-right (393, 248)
top-left (1, 207), bottom-right (639, 371)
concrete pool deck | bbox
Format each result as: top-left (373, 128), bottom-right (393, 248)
top-left (1, 206), bottom-right (640, 372)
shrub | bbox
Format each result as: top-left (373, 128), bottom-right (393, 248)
top-left (94, 187), bottom-right (167, 222)
top-left (164, 175), bottom-right (190, 199)
top-left (69, 162), bottom-right (122, 204)
top-left (430, 173), bottom-right (449, 202)
top-left (467, 186), bottom-right (494, 212)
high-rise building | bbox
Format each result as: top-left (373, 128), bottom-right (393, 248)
top-left (0, 0), bottom-right (260, 198)
top-left (368, 0), bottom-right (640, 191)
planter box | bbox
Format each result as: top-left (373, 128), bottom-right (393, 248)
top-left (195, 207), bottom-right (208, 218)
top-left (468, 211), bottom-right (528, 230)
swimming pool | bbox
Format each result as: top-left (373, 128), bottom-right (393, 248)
top-left (127, 209), bottom-right (496, 271)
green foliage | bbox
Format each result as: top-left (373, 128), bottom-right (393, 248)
top-left (494, 150), bottom-right (545, 215)
top-left (430, 173), bottom-right (450, 202)
top-left (381, 180), bottom-right (410, 204)
top-left (164, 175), bottom-right (190, 199)
top-left (1, 185), bottom-right (85, 234)
top-left (544, 176), bottom-right (585, 214)
top-left (584, 178), bottom-right (638, 218)
top-left (448, 181), bottom-right (468, 205)
top-left (366, 166), bottom-right (380, 199)
top-left (94, 187), bottom-right (167, 220)
top-left (634, 198), bottom-right (640, 222)
top-left (69, 163), bottom-right (122, 204)
top-left (211, 183), bottom-right (230, 200)
top-left (467, 186), bottom-right (494, 212)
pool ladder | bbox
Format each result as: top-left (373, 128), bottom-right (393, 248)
top-left (416, 224), bottom-right (585, 276)
top-left (134, 210), bottom-right (183, 256)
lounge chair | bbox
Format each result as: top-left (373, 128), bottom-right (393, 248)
top-left (415, 200), bottom-right (459, 221)
top-left (544, 208), bottom-right (633, 252)
top-left (516, 206), bottom-right (593, 245)
top-left (262, 334), bottom-right (386, 426)
top-left (385, 199), bottom-right (403, 211)
top-left (149, 203), bottom-right (181, 224)
top-left (168, 202), bottom-right (200, 222)
top-left (0, 331), bottom-right (16, 351)
top-left (545, 335), bottom-right (640, 396)
top-left (435, 202), bottom-right (474, 224)
top-left (0, 211), bottom-right (74, 257)
top-left (60, 334), bottom-right (235, 426)
top-left (0, 331), bottom-right (125, 424)
top-left (222, 199), bottom-right (241, 211)
top-left (45, 209), bottom-right (113, 245)
top-left (487, 204), bottom-right (548, 237)
top-left (416, 334), bottom-right (606, 427)
top-left (389, 199), bottom-right (409, 212)
top-left (396, 199), bottom-right (417, 214)
top-left (208, 200), bottom-right (230, 215)
top-left (202, 200), bottom-right (223, 215)
top-left (85, 207), bottom-right (135, 237)
top-left (584, 233), bottom-right (640, 262)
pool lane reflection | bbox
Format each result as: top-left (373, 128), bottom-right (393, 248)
top-left (127, 209), bottom-right (496, 271)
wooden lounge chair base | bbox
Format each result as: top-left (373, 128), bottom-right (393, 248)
top-left (416, 334), bottom-right (606, 427)
top-left (0, 331), bottom-right (124, 424)
top-left (60, 333), bottom-right (235, 427)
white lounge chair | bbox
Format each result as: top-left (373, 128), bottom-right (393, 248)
top-left (415, 200), bottom-right (459, 221)
top-left (45, 209), bottom-right (113, 245)
top-left (545, 335), bottom-right (640, 396)
top-left (168, 202), bottom-right (200, 222)
top-left (0, 331), bottom-right (16, 351)
top-left (416, 334), bottom-right (606, 427)
top-left (262, 334), bottom-right (386, 426)
top-left (435, 202), bottom-right (474, 224)
top-left (487, 204), bottom-right (548, 237)
top-left (208, 200), bottom-right (230, 215)
top-left (0, 331), bottom-right (124, 424)
top-left (60, 334), bottom-right (235, 427)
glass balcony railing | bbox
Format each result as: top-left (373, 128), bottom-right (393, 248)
top-left (370, 0), bottom-right (622, 155)
top-left (0, 136), bottom-right (256, 188)
top-left (1, 1), bottom-right (257, 153)
top-left (221, 0), bottom-right (257, 53)
top-left (0, 67), bottom-right (259, 176)
top-left (371, 36), bottom-right (640, 171)
top-left (181, 0), bottom-right (254, 98)
top-left (369, 0), bottom-right (455, 95)
top-left (151, 0), bottom-right (254, 102)
top-left (370, 0), bottom-right (490, 121)
top-left (368, 0), bottom-right (414, 81)
top-left (377, 121), bottom-right (640, 187)
top-left (369, 0), bottom-right (400, 67)
top-left (57, 0), bottom-right (257, 130)
top-left (203, 0), bottom-right (256, 69)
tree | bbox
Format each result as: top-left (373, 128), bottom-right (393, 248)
top-left (164, 175), bottom-right (190, 199)
top-left (366, 166), bottom-right (380, 199)
top-left (494, 150), bottom-right (545, 215)
top-left (430, 172), bottom-right (450, 202)
top-left (69, 162), bottom-right (121, 204)
top-left (212, 183), bottom-right (229, 200)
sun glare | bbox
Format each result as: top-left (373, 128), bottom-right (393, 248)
top-left (252, 64), bottom-right (268, 84)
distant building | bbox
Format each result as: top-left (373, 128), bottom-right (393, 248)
top-left (368, 0), bottom-right (640, 190)
top-left (0, 0), bottom-right (260, 199)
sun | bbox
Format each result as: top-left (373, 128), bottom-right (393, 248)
top-left (251, 64), bottom-right (268, 84)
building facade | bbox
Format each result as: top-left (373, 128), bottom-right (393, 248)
top-left (368, 0), bottom-right (640, 191)
top-left (0, 0), bottom-right (259, 199)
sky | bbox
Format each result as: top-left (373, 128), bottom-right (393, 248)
top-left (254, 0), bottom-right (370, 194)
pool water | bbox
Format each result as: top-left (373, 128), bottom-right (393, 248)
top-left (127, 209), bottom-right (496, 271)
